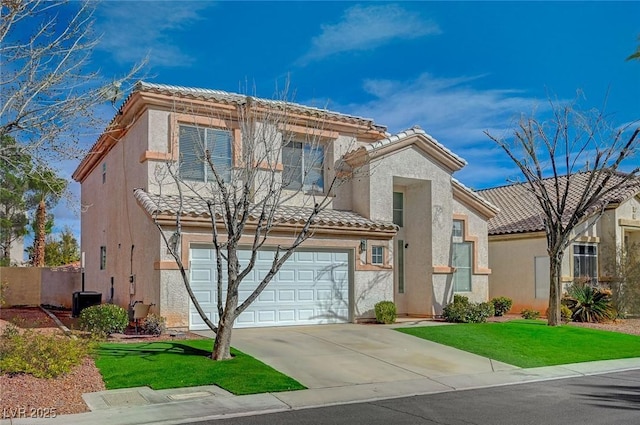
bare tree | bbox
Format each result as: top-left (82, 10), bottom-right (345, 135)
top-left (147, 86), bottom-right (368, 360)
top-left (485, 101), bottom-right (640, 326)
top-left (0, 0), bottom-right (144, 165)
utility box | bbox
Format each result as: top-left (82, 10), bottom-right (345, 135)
top-left (72, 291), bottom-right (102, 317)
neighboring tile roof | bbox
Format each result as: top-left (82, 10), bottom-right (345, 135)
top-left (133, 189), bottom-right (397, 232)
top-left (132, 82), bottom-right (387, 131)
top-left (362, 126), bottom-right (467, 166)
top-left (479, 172), bottom-right (640, 235)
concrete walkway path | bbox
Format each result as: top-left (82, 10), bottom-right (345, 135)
top-left (4, 323), bottom-right (640, 425)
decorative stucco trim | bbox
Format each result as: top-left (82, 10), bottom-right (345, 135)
top-left (154, 261), bottom-right (180, 270)
top-left (253, 161), bottom-right (284, 171)
top-left (278, 123), bottom-right (340, 140)
top-left (140, 151), bottom-right (174, 163)
top-left (619, 218), bottom-right (640, 228)
top-left (433, 265), bottom-right (455, 274)
top-left (453, 213), bottom-right (492, 275)
top-left (574, 236), bottom-right (600, 243)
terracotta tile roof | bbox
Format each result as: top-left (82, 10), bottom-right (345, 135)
top-left (133, 189), bottom-right (397, 232)
top-left (363, 126), bottom-right (467, 166)
top-left (478, 172), bottom-right (640, 235)
top-left (134, 82), bottom-right (387, 131)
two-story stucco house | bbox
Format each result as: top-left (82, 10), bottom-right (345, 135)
top-left (72, 82), bottom-right (498, 330)
top-left (479, 173), bottom-right (640, 313)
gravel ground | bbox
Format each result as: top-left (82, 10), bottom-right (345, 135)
top-left (1, 308), bottom-right (639, 416)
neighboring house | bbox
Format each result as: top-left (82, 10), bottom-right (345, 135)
top-left (479, 173), bottom-right (640, 313)
top-left (72, 82), bottom-right (498, 330)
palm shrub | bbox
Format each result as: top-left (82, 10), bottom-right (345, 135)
top-left (79, 303), bottom-right (129, 336)
top-left (563, 283), bottom-right (613, 323)
top-left (490, 296), bottom-right (513, 316)
top-left (374, 301), bottom-right (397, 324)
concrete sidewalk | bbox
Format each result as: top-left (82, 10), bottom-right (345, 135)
top-left (3, 323), bottom-right (640, 425)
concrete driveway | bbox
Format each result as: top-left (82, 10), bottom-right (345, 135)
top-left (197, 322), bottom-right (517, 389)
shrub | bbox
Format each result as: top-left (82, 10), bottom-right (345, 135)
top-left (79, 303), bottom-right (128, 336)
top-left (563, 283), bottom-right (613, 323)
top-left (521, 309), bottom-right (540, 320)
top-left (374, 301), bottom-right (397, 324)
top-left (0, 325), bottom-right (91, 378)
top-left (141, 314), bottom-right (166, 335)
top-left (545, 305), bottom-right (573, 322)
top-left (490, 297), bottom-right (513, 316)
top-left (443, 295), bottom-right (494, 323)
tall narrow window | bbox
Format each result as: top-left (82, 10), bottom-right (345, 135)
top-left (393, 192), bottom-right (403, 227)
top-left (100, 246), bottom-right (107, 270)
top-left (397, 239), bottom-right (405, 293)
top-left (102, 163), bottom-right (106, 184)
top-left (282, 141), bottom-right (324, 191)
top-left (179, 125), bottom-right (232, 182)
top-left (452, 220), bottom-right (471, 292)
top-left (573, 244), bottom-right (598, 282)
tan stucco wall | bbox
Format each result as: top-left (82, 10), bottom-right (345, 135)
top-left (0, 267), bottom-right (80, 307)
top-left (80, 110), bottom-right (161, 314)
top-left (488, 236), bottom-right (550, 313)
top-left (1, 267), bottom-right (41, 306)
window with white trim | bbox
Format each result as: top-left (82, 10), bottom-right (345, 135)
top-left (452, 220), bottom-right (471, 292)
top-left (282, 141), bottom-right (324, 191)
top-left (179, 124), bottom-right (232, 182)
top-left (371, 246), bottom-right (384, 265)
top-left (573, 244), bottom-right (598, 282)
top-left (393, 192), bottom-right (404, 227)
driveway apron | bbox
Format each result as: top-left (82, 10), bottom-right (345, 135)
top-left (198, 323), bottom-right (516, 389)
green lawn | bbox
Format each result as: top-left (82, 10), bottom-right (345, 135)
top-left (397, 320), bottom-right (640, 368)
top-left (94, 339), bottom-right (305, 394)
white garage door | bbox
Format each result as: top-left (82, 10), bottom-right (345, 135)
top-left (189, 247), bottom-right (350, 329)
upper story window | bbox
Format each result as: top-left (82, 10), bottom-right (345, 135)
top-left (452, 220), bottom-right (463, 239)
top-left (573, 244), bottom-right (598, 282)
top-left (102, 163), bottom-right (106, 184)
top-left (393, 192), bottom-right (404, 227)
top-left (282, 141), bottom-right (324, 191)
top-left (179, 124), bottom-right (232, 183)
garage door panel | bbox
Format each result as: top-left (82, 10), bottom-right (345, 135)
top-left (259, 290), bottom-right (276, 302)
top-left (190, 248), bottom-right (350, 329)
top-left (278, 290), bottom-right (295, 301)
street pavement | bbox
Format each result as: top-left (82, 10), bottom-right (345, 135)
top-left (2, 322), bottom-right (639, 425)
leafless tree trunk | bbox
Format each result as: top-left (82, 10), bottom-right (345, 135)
top-left (486, 100), bottom-right (639, 326)
top-left (0, 0), bottom-right (144, 166)
top-left (150, 84), bottom-right (359, 360)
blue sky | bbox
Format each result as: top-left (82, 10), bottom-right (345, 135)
top-left (39, 1), bottom-right (640, 244)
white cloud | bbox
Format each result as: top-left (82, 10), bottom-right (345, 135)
top-left (95, 1), bottom-right (212, 67)
top-left (341, 73), bottom-right (550, 188)
top-left (299, 4), bottom-right (440, 63)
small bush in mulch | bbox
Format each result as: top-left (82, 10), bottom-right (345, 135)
top-left (79, 304), bottom-right (128, 337)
